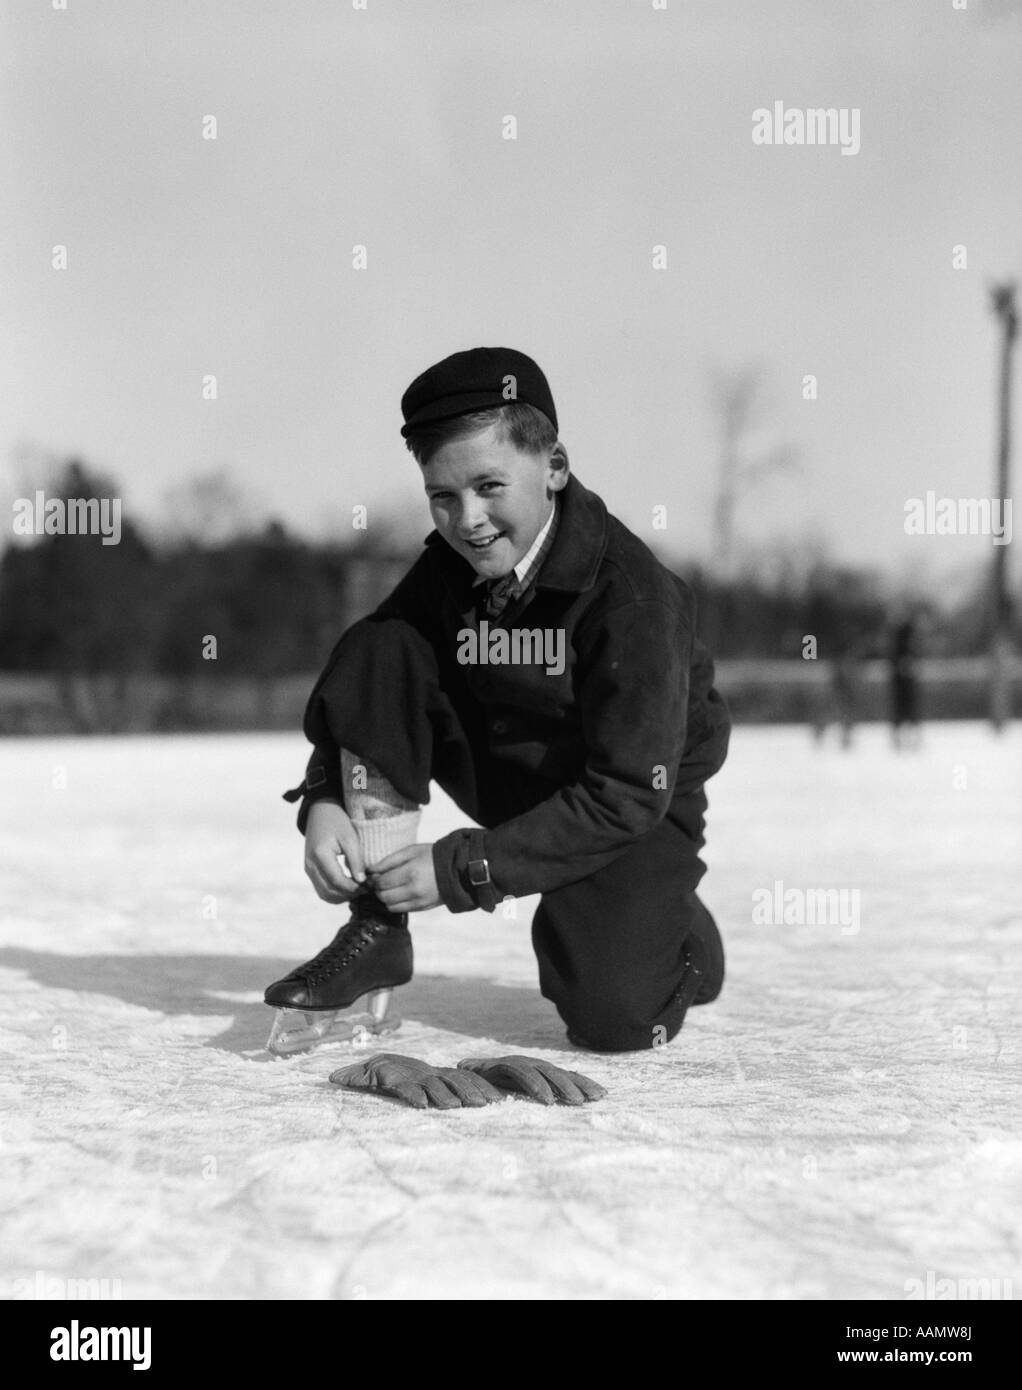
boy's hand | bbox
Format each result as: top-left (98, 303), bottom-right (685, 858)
top-left (304, 799), bottom-right (367, 903)
top-left (370, 844), bottom-right (441, 912)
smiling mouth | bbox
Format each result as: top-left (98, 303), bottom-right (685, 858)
top-left (465, 532), bottom-right (506, 550)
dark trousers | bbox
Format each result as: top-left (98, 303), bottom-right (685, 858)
top-left (323, 617), bottom-right (725, 1052)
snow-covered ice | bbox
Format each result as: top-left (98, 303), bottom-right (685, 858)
top-left (0, 725), bottom-right (1019, 1300)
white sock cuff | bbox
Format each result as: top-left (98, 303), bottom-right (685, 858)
top-left (352, 809), bottom-right (421, 871)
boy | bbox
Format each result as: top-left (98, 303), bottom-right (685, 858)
top-left (269, 346), bottom-right (731, 1073)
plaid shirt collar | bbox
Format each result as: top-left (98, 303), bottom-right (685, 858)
top-left (472, 495), bottom-right (561, 596)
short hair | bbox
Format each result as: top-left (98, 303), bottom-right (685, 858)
top-left (405, 402), bottom-right (558, 467)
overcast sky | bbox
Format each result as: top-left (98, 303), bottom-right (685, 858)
top-left (2, 0), bottom-right (1020, 590)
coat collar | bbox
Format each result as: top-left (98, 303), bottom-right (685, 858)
top-left (423, 473), bottom-right (607, 599)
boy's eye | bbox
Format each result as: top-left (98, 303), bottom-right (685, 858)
top-left (428, 482), bottom-right (503, 502)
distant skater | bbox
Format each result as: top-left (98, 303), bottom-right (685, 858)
top-left (889, 611), bottom-right (922, 750)
top-left (812, 634), bottom-right (860, 750)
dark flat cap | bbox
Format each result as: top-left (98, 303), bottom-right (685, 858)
top-left (400, 346), bottom-right (557, 437)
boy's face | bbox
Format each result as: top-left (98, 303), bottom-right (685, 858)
top-left (421, 424), bottom-right (569, 578)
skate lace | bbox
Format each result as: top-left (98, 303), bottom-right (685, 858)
top-left (301, 921), bottom-right (378, 986)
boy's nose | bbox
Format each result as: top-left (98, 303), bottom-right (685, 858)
top-left (457, 501), bottom-right (490, 535)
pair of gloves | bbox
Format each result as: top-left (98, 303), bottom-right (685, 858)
top-left (330, 1053), bottom-right (606, 1110)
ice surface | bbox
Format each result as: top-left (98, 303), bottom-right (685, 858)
top-left (0, 725), bottom-right (1019, 1300)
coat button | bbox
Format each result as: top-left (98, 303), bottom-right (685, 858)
top-left (492, 719), bottom-right (509, 734)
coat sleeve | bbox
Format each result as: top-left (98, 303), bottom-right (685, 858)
top-left (432, 595), bottom-right (694, 911)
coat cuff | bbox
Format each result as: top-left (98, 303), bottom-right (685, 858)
top-left (282, 747), bottom-right (344, 834)
top-left (433, 828), bottom-right (501, 914)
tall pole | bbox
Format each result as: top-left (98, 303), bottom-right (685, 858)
top-left (989, 283), bottom-right (1017, 731)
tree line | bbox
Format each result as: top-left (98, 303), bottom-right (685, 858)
top-left (0, 459), bottom-right (1012, 686)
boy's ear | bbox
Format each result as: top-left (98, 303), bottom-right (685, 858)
top-left (546, 441), bottom-right (570, 492)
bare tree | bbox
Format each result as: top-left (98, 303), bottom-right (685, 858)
top-left (710, 366), bottom-right (800, 579)
top-left (160, 467), bottom-right (261, 547)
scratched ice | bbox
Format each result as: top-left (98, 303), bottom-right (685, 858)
top-left (0, 725), bottom-right (1019, 1299)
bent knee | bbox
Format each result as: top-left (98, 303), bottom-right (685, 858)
top-left (560, 934), bottom-right (722, 1052)
top-left (561, 992), bottom-right (683, 1053)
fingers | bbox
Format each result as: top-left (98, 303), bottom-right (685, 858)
top-left (372, 1054), bottom-right (436, 1082)
top-left (436, 1068), bottom-right (505, 1108)
top-left (373, 885), bottom-right (415, 912)
top-left (499, 1064), bottom-right (559, 1105)
top-left (329, 1054), bottom-right (430, 1087)
top-left (530, 1066), bottom-right (585, 1106)
top-left (332, 1054), bottom-right (605, 1111)
top-left (528, 1060), bottom-right (605, 1105)
top-left (458, 1057), bottom-right (556, 1104)
top-left (417, 1074), bottom-right (469, 1110)
top-left (336, 826), bottom-right (367, 885)
top-left (369, 862), bottom-right (410, 896)
top-left (416, 1070), bottom-right (504, 1109)
top-left (386, 1083), bottom-right (433, 1109)
top-left (372, 846), bottom-right (417, 873)
top-left (306, 844), bottom-right (362, 901)
top-left (368, 847), bottom-right (439, 913)
top-left (304, 857), bottom-right (353, 904)
top-left (305, 805), bottom-right (364, 889)
top-left (558, 1069), bottom-right (607, 1103)
top-left (371, 877), bottom-right (428, 914)
top-left (376, 1058), bottom-right (503, 1109)
top-left (458, 1056), bottom-right (607, 1105)
top-left (329, 1056), bottom-right (506, 1110)
top-left (329, 1066), bottom-right (439, 1110)
top-left (368, 861), bottom-right (410, 911)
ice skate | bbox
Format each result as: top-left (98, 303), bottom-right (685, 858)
top-left (264, 893), bottom-right (413, 1056)
top-left (266, 986), bottom-right (399, 1056)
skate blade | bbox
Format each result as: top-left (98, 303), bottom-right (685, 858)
top-left (266, 988), bottom-right (400, 1057)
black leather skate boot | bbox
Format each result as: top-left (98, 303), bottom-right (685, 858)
top-left (264, 894), bottom-right (413, 1055)
top-left (265, 893), bottom-right (413, 1010)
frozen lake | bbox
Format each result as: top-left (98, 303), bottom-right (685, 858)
top-left (1, 725), bottom-right (1019, 1300)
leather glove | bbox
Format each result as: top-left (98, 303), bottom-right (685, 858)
top-left (329, 1053), bottom-right (506, 1110)
top-left (457, 1055), bottom-right (606, 1106)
